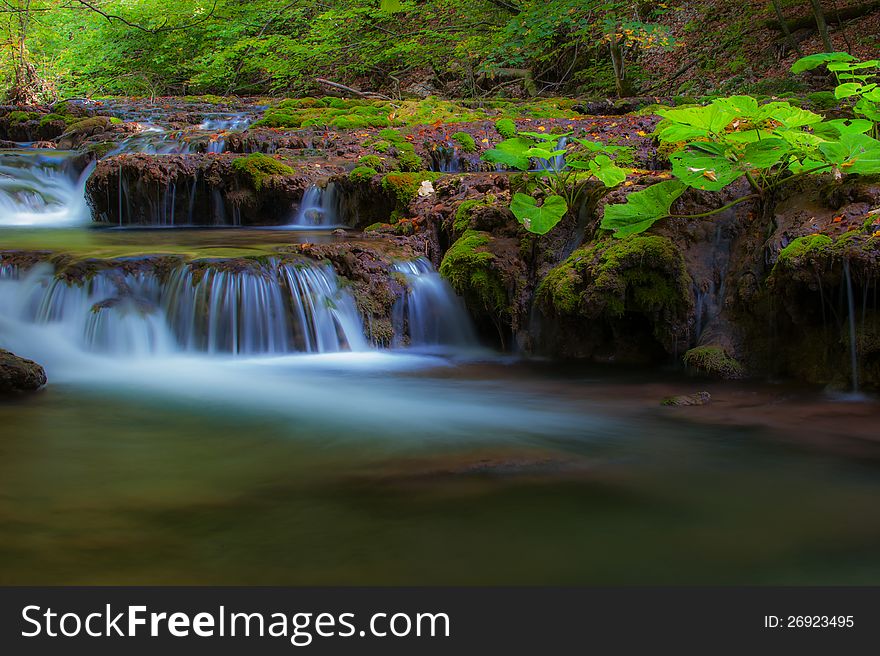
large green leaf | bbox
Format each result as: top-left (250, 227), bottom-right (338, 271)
top-left (510, 193), bottom-right (568, 234)
top-left (655, 122), bottom-right (710, 143)
top-left (380, 0), bottom-right (403, 12)
top-left (835, 82), bottom-right (867, 99)
top-left (791, 52), bottom-right (856, 74)
top-left (819, 133), bottom-right (880, 174)
top-left (657, 103), bottom-right (736, 134)
top-left (588, 155), bottom-right (627, 188)
top-left (716, 95), bottom-right (761, 118)
top-left (742, 138), bottom-right (790, 168)
top-left (601, 180), bottom-right (687, 237)
top-left (671, 150), bottom-right (742, 191)
top-left (813, 119), bottom-right (874, 139)
top-left (854, 98), bottom-right (880, 122)
top-left (482, 137), bottom-right (533, 170)
top-left (759, 103), bottom-right (824, 128)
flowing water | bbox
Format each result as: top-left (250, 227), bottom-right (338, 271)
top-left (2, 103), bottom-right (880, 585)
top-left (291, 183), bottom-right (341, 227)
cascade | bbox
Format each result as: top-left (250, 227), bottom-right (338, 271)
top-left (0, 149), bottom-right (93, 227)
top-left (391, 258), bottom-right (477, 348)
top-left (291, 183), bottom-right (341, 227)
top-left (0, 259), bottom-right (366, 357)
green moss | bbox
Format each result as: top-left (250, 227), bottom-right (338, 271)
top-left (395, 149), bottom-right (424, 172)
top-left (439, 230), bottom-right (507, 312)
top-left (372, 140), bottom-right (392, 153)
top-left (109, 117), bottom-right (123, 125)
top-left (453, 195), bottom-right (496, 232)
top-left (364, 222), bottom-right (388, 232)
top-left (451, 131), bottom-right (477, 153)
top-left (231, 153), bottom-right (295, 191)
top-left (358, 155), bottom-right (382, 168)
top-left (6, 110), bottom-right (38, 124)
top-left (683, 346), bottom-right (745, 379)
top-left (349, 166), bottom-right (378, 183)
top-left (537, 235), bottom-right (692, 346)
top-left (495, 118), bottom-right (517, 139)
top-left (776, 234), bottom-right (833, 267)
top-left (381, 171), bottom-right (441, 207)
top-left (37, 113), bottom-right (60, 127)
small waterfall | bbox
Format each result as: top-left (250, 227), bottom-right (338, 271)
top-left (536, 136), bottom-right (568, 172)
top-left (292, 183), bottom-right (340, 227)
top-left (199, 115), bottom-right (253, 132)
top-left (843, 259), bottom-right (859, 393)
top-left (392, 258), bottom-right (477, 348)
top-left (0, 259), bottom-right (366, 357)
top-left (0, 149), bottom-right (94, 226)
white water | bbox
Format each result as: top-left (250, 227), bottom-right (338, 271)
top-left (0, 149), bottom-right (94, 227)
top-left (0, 259), bottom-right (365, 357)
top-left (392, 258), bottom-right (477, 348)
top-left (291, 183), bottom-right (341, 227)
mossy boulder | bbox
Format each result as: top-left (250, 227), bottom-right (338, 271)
top-left (451, 131), bottom-right (477, 153)
top-left (381, 171), bottom-right (442, 208)
top-left (349, 166), bottom-right (378, 183)
top-left (439, 230), bottom-right (508, 314)
top-left (683, 346), bottom-right (745, 379)
top-left (536, 235), bottom-right (694, 359)
top-left (232, 153), bottom-right (295, 191)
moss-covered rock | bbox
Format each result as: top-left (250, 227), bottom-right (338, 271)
top-left (439, 230), bottom-right (507, 313)
top-left (451, 131), bottom-right (477, 153)
top-left (381, 171), bottom-right (442, 207)
top-left (231, 153), bottom-right (295, 191)
top-left (536, 235), bottom-right (693, 358)
top-left (349, 166), bottom-right (378, 183)
top-left (683, 346), bottom-right (745, 379)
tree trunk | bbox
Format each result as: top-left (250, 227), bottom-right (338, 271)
top-left (608, 35), bottom-right (631, 98)
top-left (809, 0), bottom-right (834, 51)
top-left (771, 0), bottom-right (804, 56)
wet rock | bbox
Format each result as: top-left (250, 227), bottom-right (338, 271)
top-left (661, 392), bottom-right (711, 407)
top-left (86, 153), bottom-right (314, 226)
top-left (0, 349), bottom-right (47, 394)
top-left (683, 346), bottom-right (745, 380)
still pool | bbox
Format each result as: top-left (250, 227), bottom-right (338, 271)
top-left (2, 355), bottom-right (879, 585)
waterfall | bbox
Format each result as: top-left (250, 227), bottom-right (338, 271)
top-left (536, 136), bottom-right (568, 172)
top-left (843, 259), bottom-right (859, 393)
top-left (291, 183), bottom-right (340, 227)
top-left (0, 259), bottom-right (366, 357)
top-left (392, 258), bottom-right (477, 348)
top-left (0, 149), bottom-right (94, 227)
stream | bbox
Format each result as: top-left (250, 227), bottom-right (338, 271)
top-left (1, 101), bottom-right (880, 586)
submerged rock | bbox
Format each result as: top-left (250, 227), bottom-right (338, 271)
top-left (0, 349), bottom-right (47, 394)
top-left (661, 392), bottom-right (711, 407)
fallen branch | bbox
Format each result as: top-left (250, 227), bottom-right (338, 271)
top-left (314, 78), bottom-right (391, 100)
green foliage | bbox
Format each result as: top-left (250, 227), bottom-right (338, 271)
top-left (603, 92), bottom-right (880, 237)
top-left (601, 180), bottom-right (687, 237)
top-left (483, 130), bottom-right (630, 234)
top-left (231, 153), bottom-right (294, 190)
top-left (349, 166), bottom-right (378, 183)
top-left (792, 53), bottom-right (880, 137)
top-left (495, 118), bottom-right (517, 139)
